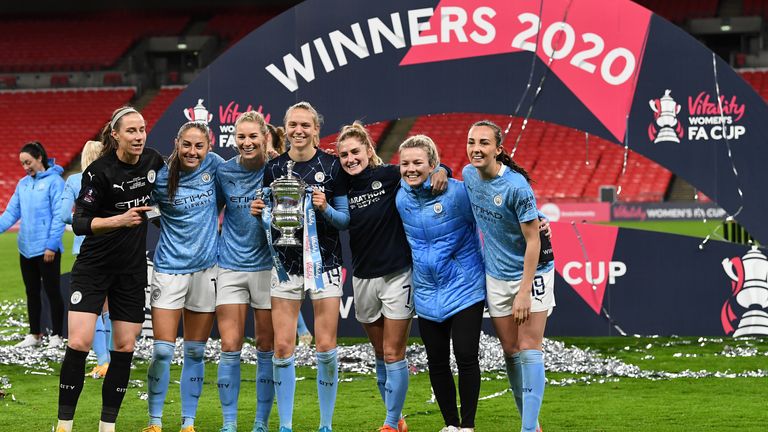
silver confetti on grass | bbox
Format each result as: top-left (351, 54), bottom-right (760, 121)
top-left (2, 301), bottom-right (766, 386)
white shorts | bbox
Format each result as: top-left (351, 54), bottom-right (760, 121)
top-left (150, 265), bottom-right (218, 313)
top-left (216, 268), bottom-right (272, 309)
top-left (271, 266), bottom-right (343, 301)
top-left (352, 267), bottom-right (415, 323)
top-left (486, 268), bottom-right (556, 318)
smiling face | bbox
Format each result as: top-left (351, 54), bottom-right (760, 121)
top-left (175, 126), bottom-right (210, 171)
top-left (467, 125), bottom-right (502, 174)
top-left (399, 147), bottom-right (435, 187)
top-left (338, 136), bottom-right (372, 176)
top-left (19, 152), bottom-right (44, 177)
top-left (285, 108), bottom-right (319, 151)
top-left (235, 120), bottom-right (267, 166)
top-left (112, 113), bottom-right (146, 162)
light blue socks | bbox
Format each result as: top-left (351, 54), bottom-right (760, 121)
top-left (316, 348), bottom-right (338, 429)
top-left (273, 354), bottom-right (296, 430)
top-left (375, 358), bottom-right (387, 402)
top-left (384, 359), bottom-right (408, 429)
top-left (147, 340), bottom-right (174, 426)
top-left (256, 350), bottom-right (275, 425)
top-left (181, 341), bottom-right (206, 428)
top-left (520, 350), bottom-right (545, 432)
top-left (217, 350), bottom-right (241, 427)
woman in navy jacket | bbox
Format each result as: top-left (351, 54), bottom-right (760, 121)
top-left (395, 134), bottom-right (485, 432)
top-left (0, 141), bottom-right (66, 349)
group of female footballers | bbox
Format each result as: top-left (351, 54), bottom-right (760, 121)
top-left (52, 101), bottom-right (553, 432)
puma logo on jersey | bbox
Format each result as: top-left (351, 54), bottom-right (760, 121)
top-left (87, 172), bottom-right (94, 180)
top-left (113, 182), bottom-right (125, 191)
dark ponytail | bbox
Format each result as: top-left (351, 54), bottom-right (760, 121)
top-left (471, 119), bottom-right (533, 183)
top-left (20, 141), bottom-right (50, 170)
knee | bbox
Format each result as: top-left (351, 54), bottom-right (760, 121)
top-left (67, 338), bottom-right (91, 352)
top-left (256, 339), bottom-right (273, 352)
top-left (220, 337), bottom-right (243, 353)
top-left (152, 341), bottom-right (175, 362)
top-left (274, 341), bottom-right (295, 358)
top-left (112, 338), bottom-right (136, 352)
top-left (453, 346), bottom-right (479, 367)
top-left (183, 341), bottom-right (206, 360)
top-left (383, 345), bottom-right (405, 363)
top-left (517, 337), bottom-right (542, 352)
top-left (500, 340), bottom-right (520, 357)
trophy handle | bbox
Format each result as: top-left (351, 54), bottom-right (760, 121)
top-left (722, 257), bottom-right (739, 282)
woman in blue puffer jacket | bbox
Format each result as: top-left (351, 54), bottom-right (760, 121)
top-left (0, 141), bottom-right (66, 349)
top-left (395, 134), bottom-right (485, 432)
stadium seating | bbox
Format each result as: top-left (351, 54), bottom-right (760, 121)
top-left (0, 88), bottom-right (135, 210)
top-left (0, 13), bottom-right (190, 72)
top-left (205, 9), bottom-right (281, 48)
top-left (142, 86), bottom-right (186, 132)
top-left (389, 113), bottom-right (672, 202)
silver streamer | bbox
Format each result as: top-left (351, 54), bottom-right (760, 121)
top-left (699, 54), bottom-right (746, 250)
top-left (1, 302), bottom-right (766, 402)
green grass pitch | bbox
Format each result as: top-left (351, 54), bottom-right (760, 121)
top-left (0, 226), bottom-right (766, 431)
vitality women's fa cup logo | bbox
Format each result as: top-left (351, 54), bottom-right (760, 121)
top-left (184, 99), bottom-right (213, 124)
top-left (721, 246), bottom-right (768, 337)
top-left (648, 89), bottom-right (684, 143)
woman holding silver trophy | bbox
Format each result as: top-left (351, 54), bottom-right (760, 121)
top-left (214, 110), bottom-right (277, 432)
top-left (253, 101), bottom-right (350, 432)
top-left (143, 121), bottom-right (224, 432)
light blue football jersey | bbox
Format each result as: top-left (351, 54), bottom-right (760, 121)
top-left (462, 164), bottom-right (554, 281)
top-left (216, 156), bottom-right (271, 272)
top-left (152, 152), bottom-right (224, 273)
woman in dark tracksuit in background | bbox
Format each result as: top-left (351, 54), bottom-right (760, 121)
top-left (0, 141), bottom-right (65, 349)
top-left (395, 134), bottom-right (485, 432)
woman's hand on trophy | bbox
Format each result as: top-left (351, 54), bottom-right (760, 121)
top-left (250, 198), bottom-right (266, 217)
top-left (312, 187), bottom-right (328, 212)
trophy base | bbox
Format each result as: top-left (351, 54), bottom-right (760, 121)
top-left (274, 237), bottom-right (302, 247)
top-left (732, 310), bottom-right (768, 337)
top-left (654, 128), bottom-right (680, 143)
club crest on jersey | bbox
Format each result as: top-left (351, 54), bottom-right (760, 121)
top-left (314, 172), bottom-right (325, 183)
top-left (147, 170), bottom-right (156, 183)
top-left (70, 291), bottom-right (82, 305)
top-left (494, 195), bottom-right (503, 206)
top-left (434, 203), bottom-right (443, 214)
top-left (151, 288), bottom-right (162, 302)
top-left (201, 172), bottom-right (212, 183)
top-left (372, 180), bottom-right (382, 190)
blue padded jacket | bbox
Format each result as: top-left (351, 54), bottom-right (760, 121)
top-left (0, 164), bottom-right (65, 258)
top-left (395, 178), bottom-right (485, 322)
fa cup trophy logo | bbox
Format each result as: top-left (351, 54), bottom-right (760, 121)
top-left (648, 89), bottom-right (684, 143)
top-left (721, 246), bottom-right (768, 337)
top-left (184, 99), bottom-right (213, 124)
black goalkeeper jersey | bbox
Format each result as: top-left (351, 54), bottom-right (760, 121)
top-left (72, 148), bottom-right (164, 274)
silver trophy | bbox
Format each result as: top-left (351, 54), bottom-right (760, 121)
top-left (722, 246), bottom-right (768, 337)
top-left (270, 160), bottom-right (306, 247)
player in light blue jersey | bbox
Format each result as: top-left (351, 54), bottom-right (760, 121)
top-left (463, 120), bottom-right (554, 432)
top-left (215, 111), bottom-right (275, 432)
top-left (144, 121), bottom-right (223, 432)
top-left (59, 140), bottom-right (113, 379)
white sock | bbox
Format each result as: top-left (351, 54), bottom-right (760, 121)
top-left (98, 420), bottom-right (115, 432)
top-left (56, 420), bottom-right (73, 432)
